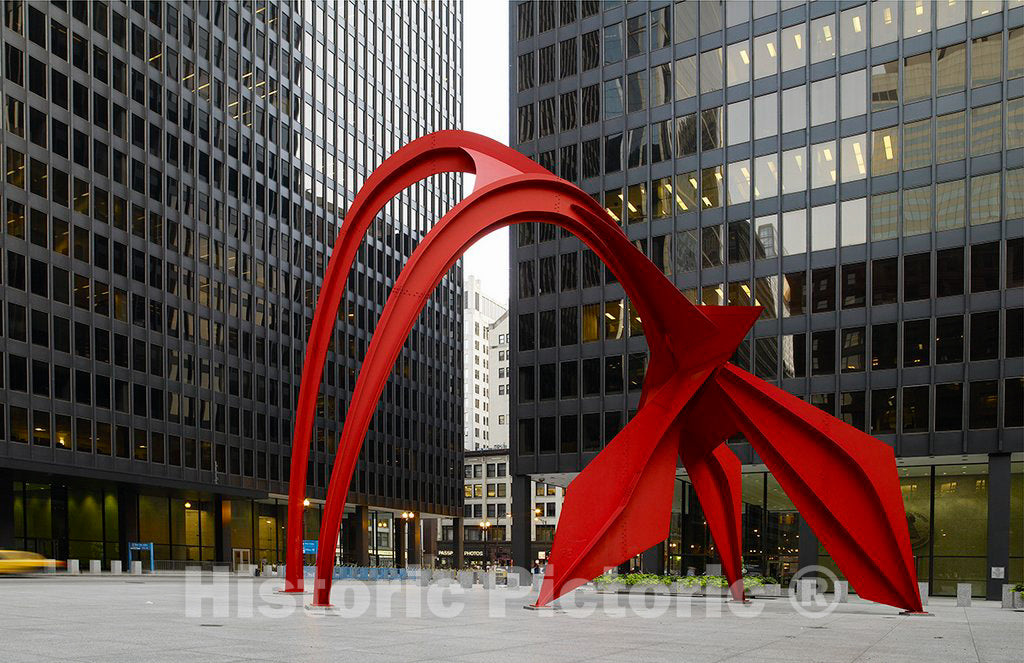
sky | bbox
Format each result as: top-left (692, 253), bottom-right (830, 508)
top-left (460, 1), bottom-right (511, 304)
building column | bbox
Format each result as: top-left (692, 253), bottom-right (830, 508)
top-left (50, 483), bottom-right (69, 561)
top-left (798, 515), bottom-right (818, 571)
top-left (422, 517), bottom-right (438, 568)
top-left (641, 542), bottom-right (665, 575)
top-left (394, 517), bottom-right (406, 567)
top-left (986, 453), bottom-right (1011, 601)
top-left (510, 473), bottom-right (531, 580)
top-left (344, 505), bottom-right (370, 566)
top-left (117, 484), bottom-right (139, 563)
top-left (215, 496), bottom-right (232, 566)
top-left (453, 517), bottom-right (465, 569)
top-left (407, 514), bottom-right (422, 565)
top-left (0, 472), bottom-right (13, 549)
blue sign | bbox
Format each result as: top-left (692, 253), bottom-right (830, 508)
top-left (302, 540), bottom-right (318, 555)
top-left (128, 542), bottom-right (155, 573)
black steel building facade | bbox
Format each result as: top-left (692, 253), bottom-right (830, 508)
top-left (0, 0), bottom-right (463, 569)
top-left (508, 0), bottom-right (1022, 599)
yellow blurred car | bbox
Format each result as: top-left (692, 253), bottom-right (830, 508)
top-left (0, 550), bottom-right (64, 574)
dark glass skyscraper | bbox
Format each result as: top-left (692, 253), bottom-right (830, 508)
top-left (508, 0), bottom-right (1021, 599)
top-left (0, 0), bottom-right (463, 569)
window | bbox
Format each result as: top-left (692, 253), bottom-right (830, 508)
top-left (969, 311), bottom-right (999, 361)
top-left (936, 43), bottom-right (966, 95)
top-left (936, 316), bottom-right (964, 364)
top-left (903, 386), bottom-right (929, 433)
top-left (971, 34), bottom-right (1001, 88)
top-left (903, 253), bottom-right (930, 301)
top-left (904, 320), bottom-right (930, 367)
top-left (935, 384), bottom-right (963, 431)
top-left (841, 328), bottom-right (865, 373)
top-left (871, 389), bottom-right (897, 435)
top-left (871, 61), bottom-right (898, 111)
top-left (872, 323), bottom-right (898, 370)
top-left (968, 381), bottom-right (998, 429)
top-left (872, 258), bottom-right (898, 305)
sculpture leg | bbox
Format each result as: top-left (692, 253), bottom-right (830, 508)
top-left (682, 444), bottom-right (744, 601)
top-left (708, 364), bottom-right (923, 613)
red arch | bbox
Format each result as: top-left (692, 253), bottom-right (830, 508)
top-left (287, 131), bottom-right (923, 614)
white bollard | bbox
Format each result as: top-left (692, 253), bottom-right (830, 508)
top-left (834, 580), bottom-right (849, 603)
top-left (956, 583), bottom-right (971, 607)
top-left (89, 560), bottom-right (102, 574)
top-left (459, 571), bottom-right (474, 589)
top-left (917, 582), bottom-right (929, 606)
top-left (131, 560), bottom-right (142, 575)
top-left (1002, 584), bottom-right (1014, 608)
top-left (110, 560), bottom-right (122, 574)
top-left (796, 578), bottom-right (817, 603)
top-left (482, 570), bottom-right (496, 589)
top-left (531, 574), bottom-right (543, 592)
top-left (507, 572), bottom-right (520, 589)
top-left (67, 559), bottom-right (80, 574)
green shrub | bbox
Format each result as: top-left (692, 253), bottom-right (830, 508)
top-left (1013, 582), bottom-right (1024, 593)
top-left (594, 573), bottom-right (780, 589)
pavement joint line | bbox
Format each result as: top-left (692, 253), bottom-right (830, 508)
top-left (962, 606), bottom-right (983, 663)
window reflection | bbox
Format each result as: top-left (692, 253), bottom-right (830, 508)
top-left (971, 34), bottom-right (1002, 88)
top-left (700, 47), bottom-right (722, 94)
top-left (754, 215), bottom-right (778, 259)
top-left (754, 92), bottom-right (777, 140)
top-left (840, 70), bottom-right (866, 118)
top-left (674, 55), bottom-right (696, 100)
top-left (782, 209), bottom-right (806, 256)
top-left (903, 118), bottom-right (932, 170)
top-left (840, 198), bottom-right (867, 246)
top-left (810, 77), bottom-right (835, 126)
top-left (753, 32), bottom-right (777, 79)
top-left (780, 23), bottom-right (804, 71)
top-left (700, 166), bottom-right (723, 209)
top-left (810, 140), bottom-right (836, 188)
top-left (840, 5), bottom-right (866, 55)
top-left (936, 0), bottom-right (966, 28)
top-left (701, 225), bottom-right (723, 267)
top-left (727, 99), bottom-right (750, 145)
top-left (903, 185), bottom-right (932, 236)
top-left (754, 154), bottom-right (778, 199)
top-left (936, 42), bottom-right (966, 95)
top-left (871, 0), bottom-right (899, 47)
top-left (871, 126), bottom-right (899, 176)
top-left (726, 40), bottom-right (750, 87)
top-left (903, 53), bottom-right (931, 103)
top-left (935, 180), bottom-right (966, 230)
top-left (781, 85), bottom-right (806, 133)
top-left (840, 134), bottom-right (867, 182)
top-left (810, 15), bottom-right (835, 63)
top-left (674, 171), bottom-right (699, 212)
top-left (652, 177), bottom-right (672, 219)
top-left (603, 189), bottom-right (622, 224)
top-left (727, 160), bottom-right (750, 204)
top-left (871, 61), bottom-right (899, 110)
top-left (782, 147), bottom-right (806, 193)
top-left (626, 183), bottom-right (646, 224)
top-left (903, 0), bottom-right (931, 38)
top-left (810, 205), bottom-right (836, 252)
top-left (870, 191), bottom-right (899, 241)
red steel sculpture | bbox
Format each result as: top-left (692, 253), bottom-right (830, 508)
top-left (283, 130), bottom-right (923, 614)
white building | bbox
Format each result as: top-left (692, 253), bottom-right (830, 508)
top-left (463, 276), bottom-right (506, 450)
top-left (487, 311), bottom-right (510, 449)
top-left (439, 448), bottom-right (565, 568)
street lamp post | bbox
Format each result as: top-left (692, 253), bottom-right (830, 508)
top-left (399, 511), bottom-right (415, 567)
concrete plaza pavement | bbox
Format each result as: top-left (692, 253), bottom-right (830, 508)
top-left (0, 575), bottom-right (1020, 662)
